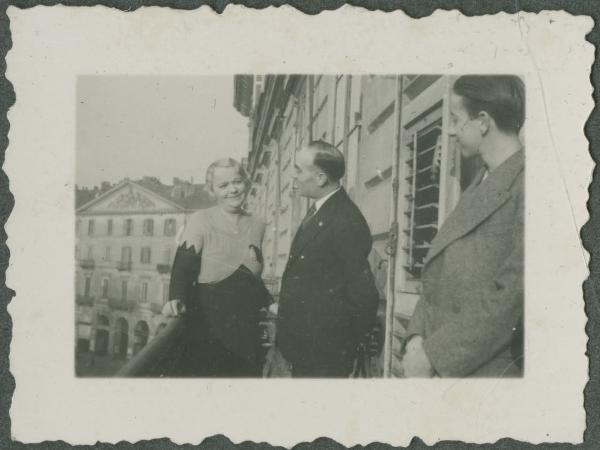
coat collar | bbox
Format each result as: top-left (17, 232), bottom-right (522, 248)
top-left (424, 150), bottom-right (524, 267)
top-left (289, 187), bottom-right (346, 257)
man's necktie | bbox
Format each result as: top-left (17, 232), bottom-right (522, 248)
top-left (300, 203), bottom-right (316, 231)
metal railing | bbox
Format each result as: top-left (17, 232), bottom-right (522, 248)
top-left (75, 295), bottom-right (94, 306)
top-left (116, 260), bottom-right (132, 271)
top-left (156, 263), bottom-right (171, 274)
top-left (79, 258), bottom-right (95, 269)
top-left (108, 298), bottom-right (136, 311)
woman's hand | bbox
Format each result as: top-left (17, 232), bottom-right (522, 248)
top-left (243, 245), bottom-right (263, 276)
top-left (162, 299), bottom-right (186, 318)
top-left (268, 302), bottom-right (278, 316)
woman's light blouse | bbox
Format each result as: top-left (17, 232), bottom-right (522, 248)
top-left (178, 207), bottom-right (266, 284)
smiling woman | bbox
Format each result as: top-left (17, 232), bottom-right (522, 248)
top-left (205, 157), bottom-right (252, 213)
top-left (130, 157), bottom-right (274, 377)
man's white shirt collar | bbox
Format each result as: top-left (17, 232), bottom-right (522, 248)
top-left (314, 187), bottom-right (341, 213)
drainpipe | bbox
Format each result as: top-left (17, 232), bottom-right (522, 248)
top-left (383, 75), bottom-right (404, 378)
top-left (331, 76), bottom-right (339, 145)
top-left (308, 76), bottom-right (314, 142)
top-left (342, 75), bottom-right (352, 189)
top-left (271, 135), bottom-right (282, 279)
top-left (264, 170), bottom-right (270, 261)
top-left (306, 75), bottom-right (315, 212)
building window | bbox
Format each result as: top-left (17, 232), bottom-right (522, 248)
top-left (101, 278), bottom-right (109, 298)
top-left (164, 218), bottom-right (176, 236)
top-left (104, 246), bottom-right (111, 261)
top-left (107, 219), bottom-right (113, 236)
top-left (140, 247), bottom-right (152, 264)
top-left (124, 218), bottom-right (133, 236)
top-left (121, 280), bottom-right (128, 301)
top-left (121, 246), bottom-right (132, 263)
top-left (140, 281), bottom-right (148, 302)
top-left (87, 245), bottom-right (94, 259)
top-left (143, 218), bottom-right (154, 236)
top-left (84, 276), bottom-right (91, 297)
top-left (76, 219), bottom-right (80, 236)
top-left (88, 219), bottom-right (95, 236)
top-left (75, 245), bottom-right (79, 260)
top-left (163, 248), bottom-right (172, 264)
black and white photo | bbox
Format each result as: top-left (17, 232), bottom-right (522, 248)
top-left (74, 74), bottom-right (525, 379)
top-left (6, 7), bottom-right (591, 445)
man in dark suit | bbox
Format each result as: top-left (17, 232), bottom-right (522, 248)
top-left (276, 140), bottom-right (379, 377)
top-left (403, 75), bottom-right (525, 377)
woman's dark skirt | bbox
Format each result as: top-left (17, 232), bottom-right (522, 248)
top-left (145, 265), bottom-right (270, 377)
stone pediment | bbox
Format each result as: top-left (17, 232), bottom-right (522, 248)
top-left (80, 182), bottom-right (183, 214)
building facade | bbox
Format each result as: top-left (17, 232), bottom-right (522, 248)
top-left (75, 177), bottom-right (213, 362)
top-left (234, 74), bottom-right (485, 376)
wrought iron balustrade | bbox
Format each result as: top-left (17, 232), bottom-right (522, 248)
top-left (79, 258), bottom-right (95, 269)
top-left (156, 263), bottom-right (171, 274)
top-left (108, 297), bottom-right (136, 311)
top-left (75, 295), bottom-right (95, 306)
top-left (116, 260), bottom-right (132, 271)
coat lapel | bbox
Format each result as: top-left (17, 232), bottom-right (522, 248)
top-left (288, 188), bottom-right (344, 261)
top-left (424, 150), bottom-right (524, 267)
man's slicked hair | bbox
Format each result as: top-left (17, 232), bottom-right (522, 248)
top-left (307, 140), bottom-right (345, 182)
top-left (453, 75), bottom-right (525, 133)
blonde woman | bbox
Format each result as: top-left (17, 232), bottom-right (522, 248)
top-left (159, 158), bottom-right (271, 377)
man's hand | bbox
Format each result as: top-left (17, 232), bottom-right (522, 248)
top-left (402, 336), bottom-right (434, 378)
top-left (268, 302), bottom-right (279, 316)
top-left (162, 299), bottom-right (186, 318)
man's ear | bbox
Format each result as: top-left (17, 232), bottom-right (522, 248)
top-left (477, 111), bottom-right (491, 135)
top-left (316, 172), bottom-right (329, 188)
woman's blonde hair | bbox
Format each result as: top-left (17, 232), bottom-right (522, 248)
top-left (205, 158), bottom-right (251, 194)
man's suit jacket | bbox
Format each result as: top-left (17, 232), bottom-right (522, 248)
top-left (276, 188), bottom-right (379, 370)
top-left (406, 150), bottom-right (525, 377)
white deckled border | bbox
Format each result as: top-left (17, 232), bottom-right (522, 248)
top-left (5, 6), bottom-right (592, 446)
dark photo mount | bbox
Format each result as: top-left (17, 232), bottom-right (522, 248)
top-left (1, 1), bottom-right (599, 449)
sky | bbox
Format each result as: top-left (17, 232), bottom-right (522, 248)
top-left (76, 75), bottom-right (249, 188)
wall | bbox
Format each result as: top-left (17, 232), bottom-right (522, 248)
top-left (242, 75), bottom-right (464, 376)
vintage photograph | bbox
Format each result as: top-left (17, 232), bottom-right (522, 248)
top-left (74, 74), bottom-right (525, 379)
top-left (8, 7), bottom-right (591, 445)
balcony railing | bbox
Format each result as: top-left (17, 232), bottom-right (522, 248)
top-left (114, 311), bottom-right (385, 378)
top-left (76, 295), bottom-right (95, 306)
top-left (156, 263), bottom-right (171, 274)
top-left (79, 258), bottom-right (95, 269)
top-left (108, 297), bottom-right (136, 311)
top-left (116, 260), bottom-right (132, 271)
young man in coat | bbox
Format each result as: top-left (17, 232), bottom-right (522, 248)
top-left (403, 75), bottom-right (525, 378)
top-left (276, 140), bottom-right (380, 377)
